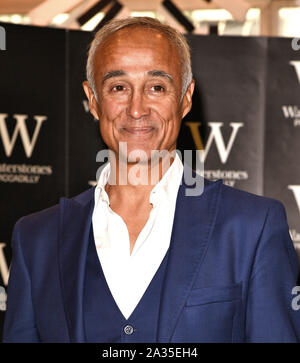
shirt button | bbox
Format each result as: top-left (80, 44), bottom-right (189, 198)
top-left (124, 325), bottom-right (134, 335)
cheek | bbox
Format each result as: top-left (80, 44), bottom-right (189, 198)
top-left (155, 94), bottom-right (181, 116)
top-left (154, 100), bottom-right (181, 129)
top-left (99, 98), bottom-right (125, 121)
top-left (161, 105), bottom-right (182, 143)
top-left (98, 100), bottom-right (126, 147)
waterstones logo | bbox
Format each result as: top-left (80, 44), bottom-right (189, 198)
top-left (281, 62), bottom-right (300, 127)
top-left (281, 105), bottom-right (300, 126)
top-left (0, 113), bottom-right (53, 184)
top-left (186, 121), bottom-right (247, 187)
top-left (288, 185), bottom-right (300, 244)
top-left (0, 113), bottom-right (47, 158)
top-left (186, 122), bottom-right (244, 164)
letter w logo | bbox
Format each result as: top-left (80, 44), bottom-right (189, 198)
top-left (0, 243), bottom-right (9, 286)
top-left (0, 114), bottom-right (47, 158)
top-left (288, 185), bottom-right (300, 215)
top-left (186, 122), bottom-right (244, 164)
top-left (290, 61), bottom-right (300, 84)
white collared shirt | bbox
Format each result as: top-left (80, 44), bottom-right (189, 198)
top-left (92, 153), bottom-right (183, 319)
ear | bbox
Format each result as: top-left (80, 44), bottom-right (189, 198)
top-left (82, 81), bottom-right (99, 120)
top-left (181, 79), bottom-right (195, 119)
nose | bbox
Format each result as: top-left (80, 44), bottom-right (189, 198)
top-left (126, 89), bottom-right (150, 119)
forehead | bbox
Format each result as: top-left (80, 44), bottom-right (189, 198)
top-left (94, 27), bottom-right (181, 76)
top-left (102, 26), bottom-right (174, 48)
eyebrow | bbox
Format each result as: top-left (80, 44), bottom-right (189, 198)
top-left (102, 69), bottom-right (174, 84)
top-left (102, 70), bottom-right (126, 83)
top-left (147, 70), bottom-right (174, 83)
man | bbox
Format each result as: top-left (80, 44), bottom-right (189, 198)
top-left (3, 17), bottom-right (300, 343)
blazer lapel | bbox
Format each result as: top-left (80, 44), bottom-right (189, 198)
top-left (58, 189), bottom-right (94, 342)
top-left (157, 176), bottom-right (223, 342)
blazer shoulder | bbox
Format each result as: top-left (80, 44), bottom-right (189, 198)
top-left (14, 187), bottom-right (95, 240)
top-left (218, 181), bottom-right (287, 221)
top-left (71, 186), bottom-right (95, 205)
top-left (221, 182), bottom-right (284, 207)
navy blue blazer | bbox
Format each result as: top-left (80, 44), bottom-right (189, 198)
top-left (3, 177), bottom-right (300, 342)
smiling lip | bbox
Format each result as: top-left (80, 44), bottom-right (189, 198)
top-left (124, 127), bottom-right (154, 135)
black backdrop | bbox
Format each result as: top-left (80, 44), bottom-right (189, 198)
top-left (0, 23), bottom-right (300, 340)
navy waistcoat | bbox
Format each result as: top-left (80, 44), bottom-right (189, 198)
top-left (83, 228), bottom-right (170, 342)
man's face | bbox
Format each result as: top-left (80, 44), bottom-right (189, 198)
top-left (83, 26), bottom-right (194, 162)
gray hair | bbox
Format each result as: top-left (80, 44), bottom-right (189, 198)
top-left (86, 17), bottom-right (193, 101)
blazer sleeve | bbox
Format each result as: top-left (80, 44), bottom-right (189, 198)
top-left (2, 219), bottom-right (40, 343)
top-left (245, 200), bottom-right (300, 342)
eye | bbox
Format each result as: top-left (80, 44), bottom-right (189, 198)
top-left (151, 85), bottom-right (165, 92)
top-left (112, 84), bottom-right (125, 92)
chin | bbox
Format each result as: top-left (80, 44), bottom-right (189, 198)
top-left (126, 148), bottom-right (153, 164)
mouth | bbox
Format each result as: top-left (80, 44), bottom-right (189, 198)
top-left (123, 127), bottom-right (154, 135)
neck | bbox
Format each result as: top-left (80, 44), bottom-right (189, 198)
top-left (105, 151), bottom-right (176, 203)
